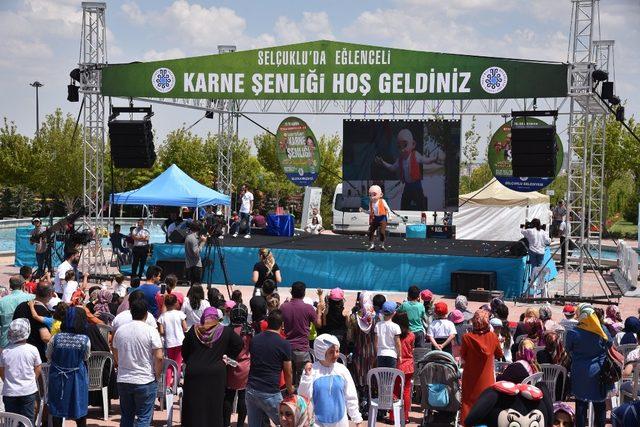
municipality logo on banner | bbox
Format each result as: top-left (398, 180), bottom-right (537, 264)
top-left (480, 66), bottom-right (508, 94)
top-left (152, 68), bottom-right (176, 93)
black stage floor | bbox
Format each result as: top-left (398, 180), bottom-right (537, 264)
top-left (215, 233), bottom-right (523, 258)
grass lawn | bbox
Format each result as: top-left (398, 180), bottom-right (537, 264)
top-left (609, 220), bottom-right (638, 237)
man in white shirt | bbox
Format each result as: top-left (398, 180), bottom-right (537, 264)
top-left (235, 184), bottom-right (254, 239)
top-left (113, 299), bottom-right (163, 426)
top-left (111, 291), bottom-right (157, 331)
top-left (53, 250), bottom-right (79, 297)
top-left (131, 218), bottom-right (150, 278)
top-left (520, 219), bottom-right (551, 268)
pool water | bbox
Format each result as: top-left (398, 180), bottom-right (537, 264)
top-left (0, 223), bottom-right (167, 253)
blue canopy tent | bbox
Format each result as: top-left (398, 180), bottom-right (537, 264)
top-left (110, 164), bottom-right (230, 208)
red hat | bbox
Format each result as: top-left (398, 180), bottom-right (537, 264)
top-left (434, 301), bottom-right (448, 317)
top-left (420, 289), bottom-right (433, 302)
top-left (562, 304), bottom-right (576, 314)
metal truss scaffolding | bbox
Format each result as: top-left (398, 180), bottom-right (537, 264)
top-left (79, 2), bottom-right (107, 274)
top-left (564, 0), bottom-right (609, 297)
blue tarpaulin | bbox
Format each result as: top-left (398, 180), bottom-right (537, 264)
top-left (110, 164), bottom-right (230, 207)
top-left (149, 243), bottom-right (558, 298)
top-left (14, 227), bottom-right (64, 268)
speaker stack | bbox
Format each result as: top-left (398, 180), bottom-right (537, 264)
top-left (510, 124), bottom-right (557, 177)
top-left (108, 106), bottom-right (156, 168)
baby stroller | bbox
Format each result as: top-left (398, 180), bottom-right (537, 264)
top-left (417, 350), bottom-right (461, 427)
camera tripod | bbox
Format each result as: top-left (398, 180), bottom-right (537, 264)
top-left (202, 234), bottom-right (232, 299)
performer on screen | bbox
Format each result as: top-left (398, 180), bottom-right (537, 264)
top-left (375, 128), bottom-right (437, 210)
top-left (363, 185), bottom-right (393, 251)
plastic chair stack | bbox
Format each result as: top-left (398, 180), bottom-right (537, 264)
top-left (539, 364), bottom-right (567, 402)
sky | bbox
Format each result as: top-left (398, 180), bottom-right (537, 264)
top-left (0, 0), bottom-right (638, 160)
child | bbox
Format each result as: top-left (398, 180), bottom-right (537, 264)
top-left (448, 309), bottom-right (466, 358)
top-left (390, 312), bottom-right (414, 425)
top-left (20, 266), bottom-right (37, 294)
top-left (62, 271), bottom-right (88, 304)
top-left (397, 285), bottom-right (426, 347)
top-left (165, 274), bottom-right (184, 309)
top-left (427, 301), bottom-right (457, 354)
top-left (231, 289), bottom-right (243, 306)
top-left (374, 301), bottom-right (402, 368)
top-left (0, 319), bottom-right (42, 425)
top-left (157, 294), bottom-right (187, 387)
top-left (113, 274), bottom-right (127, 298)
top-left (221, 300), bottom-right (236, 326)
top-left (420, 289), bottom-right (434, 333)
top-left (28, 300), bottom-right (68, 336)
top-left (298, 334), bottom-right (363, 427)
top-left (363, 185), bottom-right (393, 251)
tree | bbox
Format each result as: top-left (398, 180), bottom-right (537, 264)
top-left (0, 119), bottom-right (35, 217)
top-left (157, 128), bottom-right (212, 185)
top-left (462, 115), bottom-right (481, 174)
top-left (31, 109), bottom-right (84, 213)
top-left (314, 134), bottom-right (342, 228)
top-left (459, 163), bottom-right (493, 194)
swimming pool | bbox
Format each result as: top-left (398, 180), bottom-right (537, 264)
top-left (0, 222), bottom-right (168, 253)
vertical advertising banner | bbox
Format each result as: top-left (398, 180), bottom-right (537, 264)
top-left (276, 117), bottom-right (320, 186)
top-left (301, 186), bottom-right (323, 229)
top-left (343, 119), bottom-right (461, 212)
top-left (487, 118), bottom-right (563, 192)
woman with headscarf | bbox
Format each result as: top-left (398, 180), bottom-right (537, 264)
top-left (93, 289), bottom-right (116, 322)
top-left (279, 394), bottom-right (314, 427)
top-left (181, 306), bottom-right (243, 427)
top-left (347, 291), bottom-right (377, 391)
top-left (223, 305), bottom-right (253, 427)
top-left (298, 334), bottom-right (363, 427)
top-left (460, 309), bottom-right (503, 424)
top-left (553, 402), bottom-right (575, 427)
top-left (604, 305), bottom-right (624, 337)
top-left (498, 338), bottom-right (540, 384)
top-left (46, 307), bottom-right (91, 427)
top-left (319, 288), bottom-right (348, 351)
top-left (616, 316), bottom-right (640, 346)
top-left (537, 331), bottom-right (571, 399)
top-left (539, 304), bottom-right (563, 332)
top-left (565, 303), bottom-right (612, 427)
top-left (454, 295), bottom-right (473, 322)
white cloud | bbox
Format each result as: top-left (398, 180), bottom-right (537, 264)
top-left (143, 48), bottom-right (187, 62)
top-left (121, 2), bottom-right (146, 25)
top-left (273, 11), bottom-right (335, 45)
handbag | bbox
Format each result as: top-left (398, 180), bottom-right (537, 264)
top-left (599, 345), bottom-right (624, 389)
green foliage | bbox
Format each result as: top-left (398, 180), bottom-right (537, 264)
top-left (462, 115), bottom-right (481, 165)
top-left (608, 220), bottom-right (638, 239)
top-left (546, 173), bottom-right (567, 205)
top-left (607, 171), bottom-right (635, 219)
top-left (158, 128), bottom-right (213, 185)
top-left (30, 109), bottom-right (83, 212)
top-left (622, 193), bottom-right (639, 224)
top-left (459, 163), bottom-right (493, 194)
top-left (314, 134), bottom-right (342, 228)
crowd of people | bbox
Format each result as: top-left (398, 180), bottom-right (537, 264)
top-left (0, 247), bottom-right (638, 427)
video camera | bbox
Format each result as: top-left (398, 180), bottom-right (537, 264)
top-left (200, 214), bottom-right (226, 239)
top-left (520, 221), bottom-right (546, 231)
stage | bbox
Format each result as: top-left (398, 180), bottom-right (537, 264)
top-left (148, 234), bottom-right (558, 298)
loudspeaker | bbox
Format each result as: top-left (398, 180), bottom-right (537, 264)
top-left (510, 124), bottom-right (557, 177)
top-left (157, 259), bottom-right (186, 281)
top-left (451, 270), bottom-right (497, 296)
top-left (109, 119), bottom-right (156, 168)
top-left (601, 81), bottom-right (614, 100)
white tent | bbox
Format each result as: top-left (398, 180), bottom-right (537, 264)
top-left (453, 179), bottom-right (551, 241)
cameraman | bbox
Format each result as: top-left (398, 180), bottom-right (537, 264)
top-left (520, 218), bottom-right (550, 268)
top-left (185, 221), bottom-right (207, 284)
top-left (30, 218), bottom-right (48, 278)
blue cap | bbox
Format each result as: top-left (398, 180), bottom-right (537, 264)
top-left (382, 301), bottom-right (397, 315)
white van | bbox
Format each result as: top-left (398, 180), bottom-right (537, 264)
top-left (331, 183), bottom-right (444, 235)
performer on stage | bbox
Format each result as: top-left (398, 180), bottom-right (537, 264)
top-left (184, 222), bottom-right (207, 284)
top-left (375, 128), bottom-right (438, 210)
top-left (363, 185), bottom-right (392, 251)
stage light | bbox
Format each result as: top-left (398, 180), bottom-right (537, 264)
top-left (592, 69), bottom-right (609, 82)
top-left (616, 106), bottom-right (625, 123)
top-left (69, 68), bottom-right (81, 83)
top-left (205, 111), bottom-right (214, 119)
top-left (609, 95), bottom-right (621, 106)
top-left (67, 84), bottom-right (79, 102)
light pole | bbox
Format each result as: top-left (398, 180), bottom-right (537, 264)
top-left (30, 81), bottom-right (44, 138)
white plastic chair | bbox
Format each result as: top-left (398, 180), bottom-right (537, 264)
top-left (87, 351), bottom-right (114, 421)
top-left (366, 368), bottom-right (405, 427)
top-left (157, 358), bottom-right (179, 427)
top-left (539, 364), bottom-right (567, 402)
top-left (521, 372), bottom-right (543, 385)
top-left (0, 412), bottom-right (34, 427)
top-left (35, 363), bottom-right (50, 427)
top-left (621, 361), bottom-right (640, 405)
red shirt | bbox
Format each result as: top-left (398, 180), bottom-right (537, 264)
top-left (24, 281), bottom-right (37, 294)
top-left (398, 332), bottom-right (415, 374)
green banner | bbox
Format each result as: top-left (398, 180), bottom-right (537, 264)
top-left (276, 117), bottom-right (319, 186)
top-left (101, 40), bottom-right (568, 101)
